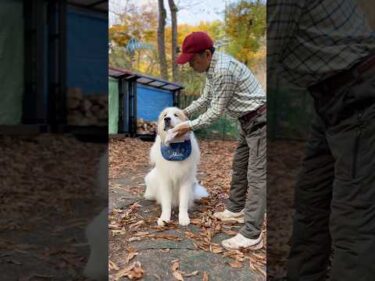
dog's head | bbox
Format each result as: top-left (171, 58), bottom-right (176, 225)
top-left (157, 107), bottom-right (188, 143)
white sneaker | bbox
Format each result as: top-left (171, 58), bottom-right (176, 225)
top-left (222, 233), bottom-right (263, 250)
top-left (213, 209), bottom-right (245, 223)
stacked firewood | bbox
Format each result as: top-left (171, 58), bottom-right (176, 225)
top-left (136, 119), bottom-right (157, 135)
top-left (66, 88), bottom-right (107, 126)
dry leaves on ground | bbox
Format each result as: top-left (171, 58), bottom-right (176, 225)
top-left (114, 261), bottom-right (145, 280)
top-left (109, 138), bottom-right (268, 278)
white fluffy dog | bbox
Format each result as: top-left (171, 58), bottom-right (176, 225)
top-left (144, 107), bottom-right (208, 226)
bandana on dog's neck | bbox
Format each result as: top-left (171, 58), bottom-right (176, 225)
top-left (160, 139), bottom-right (192, 161)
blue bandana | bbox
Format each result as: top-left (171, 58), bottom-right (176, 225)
top-left (160, 140), bottom-right (192, 161)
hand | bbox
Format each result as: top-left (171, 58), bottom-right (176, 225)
top-left (171, 121), bottom-right (191, 137)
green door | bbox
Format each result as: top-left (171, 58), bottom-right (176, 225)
top-left (108, 77), bottom-right (119, 134)
top-left (0, 0), bottom-right (24, 125)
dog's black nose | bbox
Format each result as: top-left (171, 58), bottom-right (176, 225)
top-left (164, 117), bottom-right (171, 122)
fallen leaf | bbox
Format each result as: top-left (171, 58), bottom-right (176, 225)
top-left (184, 270), bottom-right (199, 277)
top-left (202, 272), bottom-right (209, 281)
top-left (128, 237), bottom-right (142, 242)
top-left (109, 260), bottom-right (120, 271)
top-left (249, 260), bottom-right (256, 271)
top-left (171, 259), bottom-right (180, 272)
top-left (228, 261), bottom-right (243, 268)
top-left (111, 229), bottom-right (126, 235)
top-left (134, 231), bottom-right (149, 236)
top-left (190, 218), bottom-right (202, 225)
top-left (173, 270), bottom-right (184, 281)
top-left (148, 234), bottom-right (182, 241)
top-left (153, 274), bottom-right (162, 280)
top-left (210, 244), bottom-right (223, 254)
top-left (115, 261), bottom-right (144, 280)
top-left (184, 231), bottom-right (196, 239)
top-left (125, 251), bottom-right (138, 264)
top-left (221, 229), bottom-right (238, 236)
top-left (129, 220), bottom-right (145, 230)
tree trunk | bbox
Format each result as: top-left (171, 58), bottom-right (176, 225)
top-left (157, 0), bottom-right (168, 80)
top-left (168, 0), bottom-right (178, 82)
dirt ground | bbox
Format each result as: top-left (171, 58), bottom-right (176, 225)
top-left (0, 133), bottom-right (305, 280)
top-left (0, 134), bottom-right (304, 280)
top-left (0, 134), bottom-right (107, 281)
top-left (267, 140), bottom-right (306, 280)
top-left (109, 137), bottom-right (267, 281)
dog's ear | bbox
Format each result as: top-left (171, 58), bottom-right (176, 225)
top-left (156, 111), bottom-right (165, 141)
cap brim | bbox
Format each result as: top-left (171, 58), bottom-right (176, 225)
top-left (176, 53), bottom-right (194, 64)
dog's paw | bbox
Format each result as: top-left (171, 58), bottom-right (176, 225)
top-left (144, 193), bottom-right (154, 200)
top-left (178, 214), bottom-right (190, 226)
top-left (157, 217), bottom-right (170, 226)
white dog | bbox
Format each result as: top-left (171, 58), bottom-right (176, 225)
top-left (144, 107), bottom-right (208, 226)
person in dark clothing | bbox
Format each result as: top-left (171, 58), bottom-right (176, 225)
top-left (268, 0), bottom-right (375, 280)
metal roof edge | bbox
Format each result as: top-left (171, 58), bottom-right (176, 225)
top-left (108, 66), bottom-right (184, 90)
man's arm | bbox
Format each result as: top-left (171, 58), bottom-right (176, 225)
top-left (183, 79), bottom-right (210, 117)
top-left (267, 0), bottom-right (305, 74)
top-left (188, 72), bottom-right (235, 130)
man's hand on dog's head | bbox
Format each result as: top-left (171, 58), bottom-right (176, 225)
top-left (172, 121), bottom-right (191, 137)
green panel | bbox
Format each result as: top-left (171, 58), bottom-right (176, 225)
top-left (268, 86), bottom-right (314, 141)
top-left (0, 0), bottom-right (24, 125)
top-left (179, 94), bottom-right (239, 140)
top-left (108, 77), bottom-right (119, 134)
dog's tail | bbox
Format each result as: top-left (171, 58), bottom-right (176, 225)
top-left (194, 182), bottom-right (209, 200)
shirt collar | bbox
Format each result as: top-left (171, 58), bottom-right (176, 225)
top-left (206, 51), bottom-right (219, 79)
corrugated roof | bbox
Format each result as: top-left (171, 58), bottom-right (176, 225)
top-left (108, 66), bottom-right (184, 91)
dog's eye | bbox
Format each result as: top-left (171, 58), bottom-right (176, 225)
top-left (174, 113), bottom-right (178, 117)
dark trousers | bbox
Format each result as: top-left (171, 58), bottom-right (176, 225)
top-left (227, 111), bottom-right (266, 239)
top-left (287, 68), bottom-right (375, 280)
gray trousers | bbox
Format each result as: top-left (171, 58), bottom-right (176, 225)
top-left (227, 112), bottom-right (266, 239)
top-left (287, 69), bottom-right (375, 280)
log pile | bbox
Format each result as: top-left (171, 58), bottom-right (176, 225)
top-left (66, 88), bottom-right (107, 126)
top-left (136, 119), bottom-right (157, 135)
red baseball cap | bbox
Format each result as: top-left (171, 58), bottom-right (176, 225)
top-left (176, 32), bottom-right (214, 64)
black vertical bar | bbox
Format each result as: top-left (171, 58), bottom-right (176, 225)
top-left (128, 79), bottom-right (135, 136)
top-left (132, 80), bottom-right (138, 137)
top-left (58, 0), bottom-right (67, 128)
top-left (23, 0), bottom-right (47, 124)
top-left (47, 0), bottom-right (67, 132)
top-left (118, 78), bottom-right (124, 133)
top-left (172, 90), bottom-right (178, 107)
top-left (47, 0), bottom-right (57, 129)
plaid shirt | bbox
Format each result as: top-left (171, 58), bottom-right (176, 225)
top-left (185, 52), bottom-right (266, 130)
top-left (268, 0), bottom-right (375, 88)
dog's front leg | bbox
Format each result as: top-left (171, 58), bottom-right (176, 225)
top-left (157, 184), bottom-right (172, 226)
top-left (178, 182), bottom-right (191, 226)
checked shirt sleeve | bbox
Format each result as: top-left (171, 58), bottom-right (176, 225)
top-left (189, 72), bottom-right (235, 130)
top-left (267, 0), bottom-right (306, 74)
top-left (184, 78), bottom-right (210, 117)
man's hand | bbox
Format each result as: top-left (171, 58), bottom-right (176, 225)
top-left (171, 121), bottom-right (191, 137)
top-left (183, 109), bottom-right (189, 118)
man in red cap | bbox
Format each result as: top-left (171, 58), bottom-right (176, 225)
top-left (172, 31), bottom-right (266, 250)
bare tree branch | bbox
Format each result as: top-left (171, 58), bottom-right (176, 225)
top-left (158, 0), bottom-right (168, 79)
top-left (168, 0), bottom-right (179, 82)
